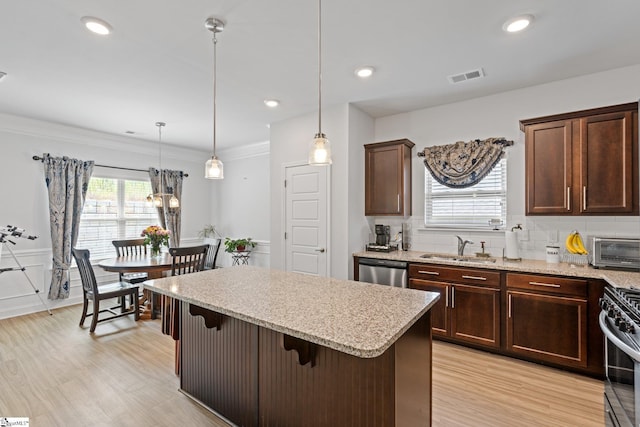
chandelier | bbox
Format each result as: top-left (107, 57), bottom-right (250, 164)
top-left (147, 122), bottom-right (179, 208)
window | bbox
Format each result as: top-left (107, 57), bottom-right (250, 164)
top-left (424, 159), bottom-right (507, 228)
top-left (77, 177), bottom-right (160, 259)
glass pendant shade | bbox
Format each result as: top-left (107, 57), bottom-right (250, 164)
top-left (169, 195), bottom-right (180, 208)
top-left (153, 194), bottom-right (163, 207)
top-left (205, 156), bottom-right (224, 179)
top-left (308, 133), bottom-right (332, 165)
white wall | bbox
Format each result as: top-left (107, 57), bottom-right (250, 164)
top-left (214, 141), bottom-right (271, 268)
top-left (0, 114), bottom-right (213, 318)
top-left (373, 64), bottom-right (640, 260)
top-left (270, 104), bottom-right (355, 278)
top-left (347, 105), bottom-right (374, 278)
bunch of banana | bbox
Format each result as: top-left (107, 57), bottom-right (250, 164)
top-left (565, 230), bottom-right (588, 255)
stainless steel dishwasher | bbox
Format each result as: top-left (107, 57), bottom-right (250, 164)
top-left (357, 258), bottom-right (408, 288)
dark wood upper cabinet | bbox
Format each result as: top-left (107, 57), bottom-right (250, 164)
top-left (521, 102), bottom-right (638, 215)
top-left (365, 139), bottom-right (415, 216)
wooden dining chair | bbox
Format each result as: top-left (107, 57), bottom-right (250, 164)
top-left (112, 238), bottom-right (148, 284)
top-left (203, 238), bottom-right (221, 270)
top-left (163, 244), bottom-right (210, 374)
top-left (169, 244), bottom-right (209, 276)
top-left (72, 248), bottom-right (140, 333)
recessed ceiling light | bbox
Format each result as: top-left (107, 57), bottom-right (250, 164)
top-left (503, 14), bottom-right (534, 33)
top-left (264, 99), bottom-right (280, 108)
top-left (0, 72), bottom-right (6, 82)
top-left (81, 16), bottom-right (113, 35)
top-left (355, 66), bottom-right (375, 78)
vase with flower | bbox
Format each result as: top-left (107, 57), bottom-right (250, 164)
top-left (141, 225), bottom-right (171, 257)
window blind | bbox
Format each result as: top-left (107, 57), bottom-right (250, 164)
top-left (76, 177), bottom-right (159, 259)
top-left (425, 159), bottom-right (507, 228)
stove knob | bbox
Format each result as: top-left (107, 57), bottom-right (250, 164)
top-left (608, 307), bottom-right (616, 318)
top-left (600, 299), bottom-right (609, 311)
top-left (629, 325), bottom-right (636, 334)
top-left (619, 320), bottom-right (628, 332)
top-left (615, 315), bottom-right (622, 326)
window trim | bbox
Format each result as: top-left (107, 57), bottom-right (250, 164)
top-left (77, 176), bottom-right (160, 261)
top-left (424, 158), bottom-right (507, 230)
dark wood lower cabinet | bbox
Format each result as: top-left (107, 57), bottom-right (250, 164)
top-left (408, 263), bottom-right (605, 377)
top-left (506, 290), bottom-right (588, 368)
top-left (180, 301), bottom-right (433, 426)
top-left (451, 284), bottom-right (500, 348)
top-left (409, 278), bottom-right (500, 349)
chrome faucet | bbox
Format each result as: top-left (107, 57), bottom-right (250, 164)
top-left (456, 235), bottom-right (474, 256)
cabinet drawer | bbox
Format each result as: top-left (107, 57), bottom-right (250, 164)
top-left (506, 273), bottom-right (587, 297)
top-left (409, 264), bottom-right (500, 288)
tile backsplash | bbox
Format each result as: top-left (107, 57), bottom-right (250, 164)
top-left (367, 215), bottom-right (640, 261)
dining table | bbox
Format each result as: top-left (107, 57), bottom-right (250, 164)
top-left (98, 253), bottom-right (173, 319)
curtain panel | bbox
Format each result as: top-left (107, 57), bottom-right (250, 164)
top-left (418, 137), bottom-right (514, 188)
top-left (148, 168), bottom-right (184, 247)
top-left (43, 154), bottom-right (94, 300)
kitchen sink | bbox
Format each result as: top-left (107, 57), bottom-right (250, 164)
top-left (419, 252), bottom-right (497, 264)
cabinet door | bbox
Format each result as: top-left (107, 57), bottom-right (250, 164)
top-left (525, 120), bottom-right (573, 214)
top-left (506, 290), bottom-right (587, 368)
top-left (364, 140), bottom-right (413, 216)
top-left (450, 284), bottom-right (500, 348)
top-left (579, 111), bottom-right (636, 213)
top-left (409, 279), bottom-right (448, 337)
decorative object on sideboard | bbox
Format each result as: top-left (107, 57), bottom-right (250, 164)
top-left (418, 137), bottom-right (514, 188)
top-left (308, 0), bottom-right (332, 165)
top-left (204, 17), bottom-right (226, 179)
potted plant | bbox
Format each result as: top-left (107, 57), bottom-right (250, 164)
top-left (198, 224), bottom-right (219, 239)
top-left (224, 237), bottom-right (256, 253)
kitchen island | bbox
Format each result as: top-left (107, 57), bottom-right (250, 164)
top-left (144, 266), bottom-right (439, 427)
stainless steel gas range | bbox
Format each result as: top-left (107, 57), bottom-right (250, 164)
top-left (600, 286), bottom-right (640, 426)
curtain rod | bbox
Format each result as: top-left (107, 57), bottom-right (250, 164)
top-left (32, 155), bottom-right (189, 177)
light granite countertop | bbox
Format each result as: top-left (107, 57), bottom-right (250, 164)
top-left (144, 266), bottom-right (439, 359)
top-left (354, 250), bottom-right (640, 289)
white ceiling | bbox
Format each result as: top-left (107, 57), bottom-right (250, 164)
top-left (2, 0), bottom-right (640, 152)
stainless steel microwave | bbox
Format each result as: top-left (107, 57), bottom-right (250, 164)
top-left (591, 237), bottom-right (640, 270)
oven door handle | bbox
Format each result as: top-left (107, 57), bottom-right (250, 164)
top-left (599, 311), bottom-right (640, 363)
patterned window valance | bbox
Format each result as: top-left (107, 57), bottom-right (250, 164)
top-left (417, 137), bottom-right (514, 188)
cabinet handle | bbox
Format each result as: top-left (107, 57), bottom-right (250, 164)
top-left (397, 194), bottom-right (400, 213)
top-left (583, 186), bottom-right (587, 211)
top-left (508, 294), bottom-right (512, 318)
top-left (528, 281), bottom-right (561, 288)
top-left (567, 187), bottom-right (571, 211)
top-left (418, 270), bottom-right (440, 276)
top-left (461, 275), bottom-right (487, 281)
top-left (445, 285), bottom-right (449, 308)
top-left (451, 286), bottom-right (455, 309)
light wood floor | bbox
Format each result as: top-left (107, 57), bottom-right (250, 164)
top-left (0, 306), bottom-right (604, 426)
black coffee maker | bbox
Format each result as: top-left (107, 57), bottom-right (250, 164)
top-left (375, 225), bottom-right (390, 246)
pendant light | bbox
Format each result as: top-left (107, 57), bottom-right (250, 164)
top-left (146, 122), bottom-right (180, 208)
top-left (204, 17), bottom-right (225, 179)
top-left (308, 0), bottom-right (332, 165)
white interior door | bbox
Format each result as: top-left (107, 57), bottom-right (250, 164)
top-left (284, 164), bottom-right (329, 276)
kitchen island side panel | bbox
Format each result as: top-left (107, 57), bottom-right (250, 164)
top-left (180, 300), bottom-right (432, 426)
top-left (180, 302), bottom-right (259, 426)
top-left (259, 313), bottom-right (432, 427)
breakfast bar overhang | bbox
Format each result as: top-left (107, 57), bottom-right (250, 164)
top-left (145, 266), bottom-right (439, 426)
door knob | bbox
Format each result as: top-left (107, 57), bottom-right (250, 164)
top-left (315, 248), bottom-right (325, 253)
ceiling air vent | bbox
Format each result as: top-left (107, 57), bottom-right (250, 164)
top-left (447, 68), bottom-right (485, 84)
